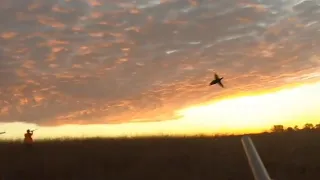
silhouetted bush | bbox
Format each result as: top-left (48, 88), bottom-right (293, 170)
top-left (303, 123), bottom-right (314, 130)
top-left (286, 127), bottom-right (294, 132)
top-left (271, 125), bottom-right (284, 132)
top-left (270, 123), bottom-right (320, 133)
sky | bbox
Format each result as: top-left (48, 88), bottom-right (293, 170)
top-left (0, 0), bottom-right (320, 139)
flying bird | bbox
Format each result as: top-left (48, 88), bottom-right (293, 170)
top-left (209, 73), bottom-right (224, 88)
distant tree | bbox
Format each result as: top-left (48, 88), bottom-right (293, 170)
top-left (315, 123), bottom-right (320, 130)
top-left (294, 125), bottom-right (300, 131)
top-left (303, 123), bottom-right (314, 130)
top-left (286, 127), bottom-right (294, 132)
top-left (271, 125), bottom-right (284, 133)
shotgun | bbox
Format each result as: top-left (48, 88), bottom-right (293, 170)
top-left (30, 129), bottom-right (38, 132)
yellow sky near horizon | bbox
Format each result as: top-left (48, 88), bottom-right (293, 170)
top-left (1, 81), bottom-right (319, 140)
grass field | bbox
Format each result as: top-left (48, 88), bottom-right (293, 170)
top-left (0, 130), bottom-right (319, 180)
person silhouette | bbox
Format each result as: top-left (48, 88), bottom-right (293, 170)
top-left (24, 129), bottom-right (34, 149)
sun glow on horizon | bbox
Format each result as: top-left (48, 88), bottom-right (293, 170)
top-left (1, 82), bottom-right (320, 140)
top-left (177, 82), bottom-right (320, 131)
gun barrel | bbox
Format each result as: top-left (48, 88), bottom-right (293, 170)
top-left (241, 136), bottom-right (272, 180)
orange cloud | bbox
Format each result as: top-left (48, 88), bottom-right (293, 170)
top-left (0, 0), bottom-right (318, 127)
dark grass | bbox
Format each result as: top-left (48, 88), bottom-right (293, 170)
top-left (0, 131), bottom-right (320, 180)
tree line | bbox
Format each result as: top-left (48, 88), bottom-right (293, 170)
top-left (270, 123), bottom-right (320, 133)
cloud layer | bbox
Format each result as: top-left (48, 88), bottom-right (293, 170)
top-left (0, 0), bottom-right (319, 125)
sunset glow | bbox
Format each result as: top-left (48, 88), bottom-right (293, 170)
top-left (1, 81), bottom-right (320, 140)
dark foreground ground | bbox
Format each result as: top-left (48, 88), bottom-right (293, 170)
top-left (0, 131), bottom-right (319, 180)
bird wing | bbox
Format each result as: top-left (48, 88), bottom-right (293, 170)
top-left (209, 79), bottom-right (215, 85)
top-left (218, 81), bottom-right (224, 88)
top-left (214, 73), bottom-right (219, 80)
